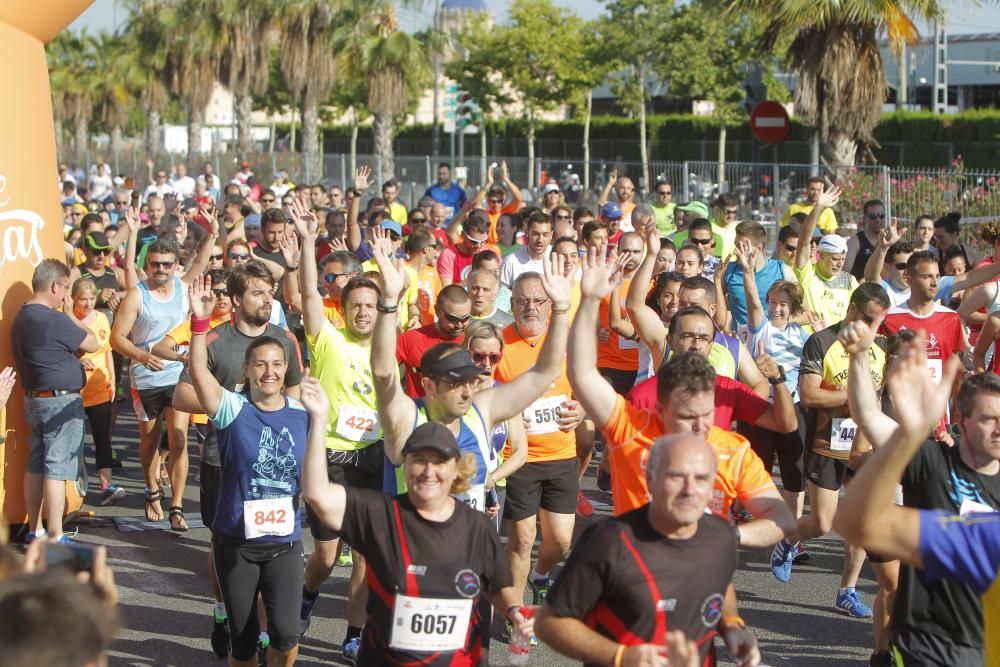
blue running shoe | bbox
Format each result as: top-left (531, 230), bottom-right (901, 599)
top-left (835, 588), bottom-right (873, 618)
top-left (342, 636), bottom-right (361, 663)
top-left (770, 539), bottom-right (798, 583)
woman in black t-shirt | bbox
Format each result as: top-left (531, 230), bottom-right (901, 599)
top-left (303, 421), bottom-right (532, 666)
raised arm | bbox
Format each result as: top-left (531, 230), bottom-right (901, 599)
top-left (607, 280), bottom-right (634, 338)
top-left (841, 315), bottom-right (898, 444)
top-left (736, 240), bottom-right (765, 331)
top-left (626, 215), bottom-right (669, 356)
top-left (288, 200), bottom-right (325, 339)
top-left (445, 199), bottom-right (477, 247)
top-left (566, 247), bottom-right (624, 429)
top-left (188, 275), bottom-right (224, 417)
top-left (300, 375), bottom-right (347, 531)
top-left (713, 255), bottom-right (731, 331)
top-left (480, 253), bottom-right (574, 424)
top-left (369, 229), bottom-right (417, 463)
top-left (863, 218), bottom-right (899, 284)
top-left (346, 166), bottom-right (370, 252)
top-left (973, 312), bottom-right (1000, 373)
top-left (795, 185), bottom-right (841, 270)
top-left (597, 168), bottom-right (617, 207)
top-left (957, 283), bottom-right (995, 325)
top-left (950, 260), bottom-right (1000, 293)
top-left (500, 160), bottom-right (523, 207)
top-left (834, 335), bottom-right (962, 563)
top-left (122, 205), bottom-right (141, 291)
top-left (182, 207), bottom-right (220, 284)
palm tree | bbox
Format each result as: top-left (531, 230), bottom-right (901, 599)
top-left (726, 0), bottom-right (944, 166)
top-left (124, 1), bottom-right (171, 158)
top-left (93, 33), bottom-right (140, 159)
top-left (47, 30), bottom-right (96, 163)
top-left (277, 0), bottom-right (340, 182)
top-left (358, 3), bottom-right (432, 179)
top-left (217, 0), bottom-right (275, 157)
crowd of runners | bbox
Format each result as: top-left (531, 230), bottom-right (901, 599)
top-left (2, 158), bottom-right (999, 667)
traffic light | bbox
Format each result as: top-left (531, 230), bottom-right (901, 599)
top-left (457, 92), bottom-right (474, 129)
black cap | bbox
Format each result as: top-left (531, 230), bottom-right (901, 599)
top-left (85, 231), bottom-right (112, 250)
top-left (181, 197), bottom-right (199, 211)
top-left (420, 348), bottom-right (486, 383)
top-left (401, 422), bottom-right (461, 460)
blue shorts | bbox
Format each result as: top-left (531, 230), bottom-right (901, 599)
top-left (25, 393), bottom-right (86, 481)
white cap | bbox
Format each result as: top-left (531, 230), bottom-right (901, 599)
top-left (817, 234), bottom-right (848, 255)
top-left (543, 183), bottom-right (560, 194)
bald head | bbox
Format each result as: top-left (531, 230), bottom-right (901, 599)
top-left (646, 434), bottom-right (717, 531)
top-left (430, 203), bottom-right (447, 228)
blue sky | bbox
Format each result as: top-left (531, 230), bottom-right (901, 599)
top-left (69, 0), bottom-right (1000, 36)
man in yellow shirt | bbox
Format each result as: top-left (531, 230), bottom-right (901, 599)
top-left (382, 179), bottom-right (408, 227)
top-left (781, 176), bottom-right (839, 235)
top-left (793, 185), bottom-right (858, 325)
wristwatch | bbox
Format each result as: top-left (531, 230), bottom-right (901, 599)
top-left (768, 366), bottom-right (787, 386)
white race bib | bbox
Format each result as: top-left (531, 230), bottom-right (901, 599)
top-left (453, 483), bottom-right (486, 512)
top-left (335, 406), bottom-right (380, 442)
top-left (927, 358), bottom-right (943, 385)
top-left (959, 499), bottom-right (997, 517)
top-left (830, 417), bottom-right (857, 452)
top-left (618, 335), bottom-right (639, 350)
top-left (243, 496), bottom-right (294, 540)
top-left (523, 395), bottom-right (566, 436)
top-left (389, 594), bottom-right (473, 652)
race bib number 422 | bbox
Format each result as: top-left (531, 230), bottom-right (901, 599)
top-left (389, 594), bottom-right (472, 652)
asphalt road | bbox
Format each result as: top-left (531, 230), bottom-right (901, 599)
top-left (34, 406), bottom-right (876, 666)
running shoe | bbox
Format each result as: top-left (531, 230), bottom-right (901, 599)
top-left (869, 650), bottom-right (896, 666)
top-left (100, 484), bottom-right (126, 507)
top-left (342, 636), bottom-right (361, 663)
top-left (770, 539), bottom-right (798, 583)
top-left (299, 588), bottom-right (319, 637)
top-left (53, 533), bottom-right (76, 545)
top-left (210, 613), bottom-right (229, 658)
top-left (337, 544), bottom-right (354, 567)
top-left (530, 578), bottom-right (551, 606)
top-left (576, 490), bottom-right (594, 517)
top-left (835, 588), bottom-right (873, 618)
top-left (110, 450), bottom-right (123, 469)
top-left (793, 543), bottom-right (811, 564)
top-left (24, 530), bottom-right (47, 545)
top-left (596, 468), bottom-right (612, 492)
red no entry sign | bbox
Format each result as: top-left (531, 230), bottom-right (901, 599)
top-left (750, 101), bottom-right (790, 144)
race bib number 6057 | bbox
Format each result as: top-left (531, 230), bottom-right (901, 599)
top-left (389, 594), bottom-right (473, 652)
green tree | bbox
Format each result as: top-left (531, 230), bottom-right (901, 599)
top-left (92, 33), bottom-right (142, 158)
top-left (124, 0), bottom-right (171, 158)
top-left (726, 0), bottom-right (943, 166)
top-left (47, 30), bottom-right (96, 162)
top-left (217, 0), bottom-right (275, 157)
top-left (594, 0), bottom-right (674, 192)
top-left (277, 0), bottom-right (340, 181)
top-left (447, 0), bottom-right (588, 188)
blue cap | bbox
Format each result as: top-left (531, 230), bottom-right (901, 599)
top-left (379, 219), bottom-right (403, 237)
top-left (600, 202), bottom-right (622, 221)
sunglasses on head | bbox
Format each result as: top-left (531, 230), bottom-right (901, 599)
top-left (228, 252), bottom-right (250, 261)
top-left (471, 352), bottom-right (502, 365)
top-left (443, 312), bottom-right (472, 324)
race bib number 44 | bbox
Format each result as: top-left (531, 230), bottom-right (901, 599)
top-left (243, 496), bottom-right (294, 540)
top-left (523, 395), bottom-right (567, 436)
top-left (390, 594), bottom-right (473, 652)
top-left (335, 406), bottom-right (380, 442)
top-left (830, 417), bottom-right (857, 452)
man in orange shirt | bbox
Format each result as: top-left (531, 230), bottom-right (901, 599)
top-left (402, 227), bottom-right (442, 326)
top-left (569, 247), bottom-right (796, 549)
top-left (597, 232), bottom-right (643, 394)
top-left (495, 269), bottom-right (582, 608)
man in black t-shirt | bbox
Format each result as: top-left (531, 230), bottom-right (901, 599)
top-left (250, 208), bottom-right (290, 309)
top-left (846, 324), bottom-right (1000, 666)
top-left (535, 434), bottom-right (759, 667)
top-left (171, 261), bottom-right (302, 658)
top-left (11, 259), bottom-right (98, 543)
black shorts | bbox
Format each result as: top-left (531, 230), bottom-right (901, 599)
top-left (805, 450), bottom-right (849, 491)
top-left (599, 368), bottom-right (638, 397)
top-left (503, 458), bottom-right (578, 521)
top-left (306, 444), bottom-right (384, 542)
top-left (893, 625), bottom-right (983, 667)
top-left (131, 385), bottom-right (173, 423)
top-left (739, 403), bottom-right (809, 494)
top-left (200, 461), bottom-right (221, 531)
top-left (213, 539), bottom-right (303, 661)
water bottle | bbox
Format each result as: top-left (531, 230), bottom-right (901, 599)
top-left (508, 606), bottom-right (534, 665)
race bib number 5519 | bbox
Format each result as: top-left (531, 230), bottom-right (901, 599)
top-left (523, 394), bottom-right (567, 436)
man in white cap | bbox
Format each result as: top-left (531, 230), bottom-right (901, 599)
top-left (793, 185), bottom-right (858, 324)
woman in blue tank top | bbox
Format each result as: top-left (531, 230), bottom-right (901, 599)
top-left (187, 275), bottom-right (326, 666)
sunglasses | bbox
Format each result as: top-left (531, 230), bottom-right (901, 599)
top-left (489, 198), bottom-right (504, 205)
top-left (90, 248), bottom-right (112, 256)
top-left (209, 253), bottom-right (224, 261)
top-left (212, 288), bottom-right (228, 297)
top-left (471, 352), bottom-right (502, 365)
top-left (228, 252), bottom-right (250, 261)
top-left (411, 217), bottom-right (426, 224)
top-left (724, 208), bottom-right (739, 215)
top-left (261, 198), bottom-right (276, 204)
top-left (554, 214), bottom-right (571, 220)
top-left (323, 273), bottom-right (347, 283)
top-left (657, 190), bottom-right (672, 195)
top-left (893, 262), bottom-right (908, 271)
top-left (691, 237), bottom-right (712, 245)
top-left (443, 312), bottom-right (472, 324)
top-left (783, 243), bottom-right (797, 252)
top-left (868, 213), bottom-right (886, 219)
top-left (149, 260), bottom-right (175, 270)
top-left (465, 234), bottom-right (488, 247)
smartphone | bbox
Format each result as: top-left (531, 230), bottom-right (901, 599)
top-left (45, 542), bottom-right (97, 573)
top-left (487, 487), bottom-right (499, 508)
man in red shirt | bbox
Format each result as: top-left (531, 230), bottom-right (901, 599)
top-left (396, 285), bottom-right (471, 397)
top-left (437, 210), bottom-right (497, 286)
top-left (880, 250), bottom-right (968, 385)
top-left (628, 306), bottom-right (797, 433)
